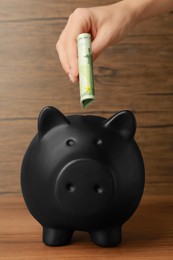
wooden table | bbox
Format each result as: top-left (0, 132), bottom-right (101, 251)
top-left (0, 194), bottom-right (172, 259)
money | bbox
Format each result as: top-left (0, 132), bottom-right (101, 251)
top-left (77, 33), bottom-right (95, 108)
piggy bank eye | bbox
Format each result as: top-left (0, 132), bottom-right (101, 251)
top-left (96, 138), bottom-right (103, 146)
top-left (66, 139), bottom-right (75, 146)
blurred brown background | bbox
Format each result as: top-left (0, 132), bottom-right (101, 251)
top-left (0, 0), bottom-right (173, 196)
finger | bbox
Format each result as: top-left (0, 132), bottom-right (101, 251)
top-left (64, 12), bottom-right (88, 81)
top-left (56, 25), bottom-right (79, 81)
top-left (58, 8), bottom-right (92, 81)
top-left (57, 33), bottom-right (79, 83)
top-left (56, 38), bottom-right (70, 75)
top-left (66, 38), bottom-right (79, 82)
top-left (91, 30), bottom-right (111, 61)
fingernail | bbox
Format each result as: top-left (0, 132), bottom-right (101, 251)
top-left (68, 67), bottom-right (75, 82)
top-left (68, 73), bottom-right (75, 83)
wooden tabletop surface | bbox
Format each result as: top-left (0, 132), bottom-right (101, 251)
top-left (0, 194), bottom-right (172, 259)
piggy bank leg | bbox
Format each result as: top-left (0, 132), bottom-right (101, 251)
top-left (43, 227), bottom-right (73, 246)
top-left (90, 226), bottom-right (122, 247)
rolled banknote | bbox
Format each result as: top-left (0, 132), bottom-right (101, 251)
top-left (77, 33), bottom-right (95, 108)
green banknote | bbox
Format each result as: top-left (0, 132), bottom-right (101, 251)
top-left (77, 33), bottom-right (95, 108)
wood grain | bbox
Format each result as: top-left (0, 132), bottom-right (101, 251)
top-left (0, 119), bottom-right (173, 195)
top-left (0, 195), bottom-right (173, 259)
top-left (0, 0), bottom-right (173, 195)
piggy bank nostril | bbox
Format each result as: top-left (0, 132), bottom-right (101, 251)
top-left (94, 138), bottom-right (102, 146)
top-left (66, 183), bottom-right (76, 192)
top-left (94, 185), bottom-right (103, 194)
top-left (96, 139), bottom-right (102, 146)
top-left (66, 139), bottom-right (75, 146)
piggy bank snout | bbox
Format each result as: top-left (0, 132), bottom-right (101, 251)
top-left (55, 159), bottom-right (115, 216)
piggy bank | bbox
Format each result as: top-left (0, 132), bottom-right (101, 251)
top-left (21, 106), bottom-right (145, 247)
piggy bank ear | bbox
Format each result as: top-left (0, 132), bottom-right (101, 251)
top-left (104, 110), bottom-right (136, 140)
top-left (38, 106), bottom-right (70, 138)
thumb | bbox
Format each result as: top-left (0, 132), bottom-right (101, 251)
top-left (91, 31), bottom-right (111, 61)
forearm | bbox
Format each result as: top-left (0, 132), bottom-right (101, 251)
top-left (123, 0), bottom-right (173, 24)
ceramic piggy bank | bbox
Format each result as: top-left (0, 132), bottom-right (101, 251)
top-left (21, 106), bottom-right (145, 247)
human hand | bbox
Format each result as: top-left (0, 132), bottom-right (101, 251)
top-left (56, 0), bottom-right (173, 83)
top-left (56, 1), bottom-right (136, 83)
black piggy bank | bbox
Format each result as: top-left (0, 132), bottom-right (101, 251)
top-left (21, 106), bottom-right (145, 247)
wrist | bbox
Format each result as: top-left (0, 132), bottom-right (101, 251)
top-left (110, 1), bottom-right (138, 28)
